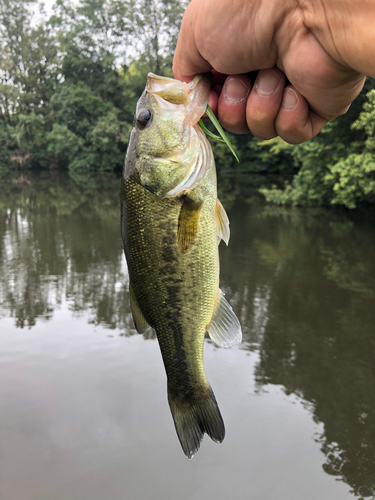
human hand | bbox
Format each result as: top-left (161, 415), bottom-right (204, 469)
top-left (173, 0), bottom-right (366, 144)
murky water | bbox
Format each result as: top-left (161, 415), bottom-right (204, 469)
top-left (1, 172), bottom-right (375, 500)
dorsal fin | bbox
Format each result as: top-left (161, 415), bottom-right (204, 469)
top-left (215, 199), bottom-right (230, 245)
top-left (130, 283), bottom-right (152, 334)
top-left (178, 197), bottom-right (203, 254)
top-left (207, 289), bottom-right (242, 348)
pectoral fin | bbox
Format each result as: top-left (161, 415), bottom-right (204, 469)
top-left (215, 199), bottom-right (230, 245)
top-left (178, 197), bottom-right (203, 254)
top-left (130, 283), bottom-right (151, 334)
top-left (207, 289), bottom-right (242, 348)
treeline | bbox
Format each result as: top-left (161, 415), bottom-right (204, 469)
top-left (1, 0), bottom-right (375, 208)
top-left (0, 0), bottom-right (185, 171)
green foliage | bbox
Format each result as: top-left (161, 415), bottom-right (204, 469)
top-left (0, 0), bottom-right (186, 172)
top-left (210, 132), bottom-right (295, 176)
top-left (328, 153), bottom-right (375, 208)
top-left (133, 0), bottom-right (186, 73)
top-left (45, 81), bottom-right (130, 171)
top-left (260, 79), bottom-right (375, 209)
top-left (0, 120), bottom-right (17, 168)
top-left (46, 123), bottom-right (84, 168)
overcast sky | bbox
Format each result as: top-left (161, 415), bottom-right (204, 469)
top-left (41, 0), bottom-right (78, 15)
top-left (41, 0), bottom-right (55, 14)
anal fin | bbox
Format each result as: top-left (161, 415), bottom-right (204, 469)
top-left (130, 283), bottom-right (151, 334)
top-left (215, 199), bottom-right (230, 245)
top-left (207, 289), bottom-right (242, 348)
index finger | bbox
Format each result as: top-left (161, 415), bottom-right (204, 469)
top-left (173, 4), bottom-right (212, 82)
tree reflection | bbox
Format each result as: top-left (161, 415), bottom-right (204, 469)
top-left (222, 205), bottom-right (375, 498)
top-left (0, 172), bottom-right (134, 331)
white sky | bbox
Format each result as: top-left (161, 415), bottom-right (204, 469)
top-left (43, 0), bottom-right (54, 13)
top-left (41, 0), bottom-right (78, 15)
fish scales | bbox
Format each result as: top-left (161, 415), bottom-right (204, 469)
top-left (122, 166), bottom-right (218, 388)
top-left (121, 73), bottom-right (242, 458)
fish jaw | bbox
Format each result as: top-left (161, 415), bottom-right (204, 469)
top-left (146, 72), bottom-right (212, 126)
top-left (146, 73), bottom-right (190, 104)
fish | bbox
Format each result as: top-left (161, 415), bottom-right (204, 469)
top-left (121, 73), bottom-right (242, 458)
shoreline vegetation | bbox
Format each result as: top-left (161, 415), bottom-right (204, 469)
top-left (1, 0), bottom-right (375, 209)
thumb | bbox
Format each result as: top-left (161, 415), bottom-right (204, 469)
top-left (173, 4), bottom-right (212, 82)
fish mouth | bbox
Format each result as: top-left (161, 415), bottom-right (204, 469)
top-left (146, 73), bottom-right (212, 126)
top-left (142, 73), bottom-right (213, 198)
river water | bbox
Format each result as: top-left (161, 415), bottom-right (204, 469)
top-left (1, 172), bottom-right (374, 500)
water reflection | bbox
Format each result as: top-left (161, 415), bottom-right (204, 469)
top-left (1, 172), bottom-right (375, 497)
top-left (224, 206), bottom-right (375, 498)
top-left (0, 172), bottom-right (132, 330)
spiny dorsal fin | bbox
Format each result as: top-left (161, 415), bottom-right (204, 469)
top-left (207, 289), bottom-right (242, 348)
top-left (130, 283), bottom-right (152, 334)
top-left (215, 199), bottom-right (230, 245)
top-left (178, 197), bottom-right (203, 254)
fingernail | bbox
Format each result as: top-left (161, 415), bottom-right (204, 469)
top-left (255, 69), bottom-right (281, 96)
top-left (223, 78), bottom-right (249, 104)
top-left (282, 88), bottom-right (299, 109)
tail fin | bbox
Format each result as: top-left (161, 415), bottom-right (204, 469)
top-left (168, 386), bottom-right (225, 459)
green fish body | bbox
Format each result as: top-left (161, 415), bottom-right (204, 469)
top-left (121, 73), bottom-right (242, 458)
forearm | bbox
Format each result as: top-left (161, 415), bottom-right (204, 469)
top-left (299, 0), bottom-right (375, 78)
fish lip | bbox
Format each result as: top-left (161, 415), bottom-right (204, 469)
top-left (185, 73), bottom-right (212, 127)
top-left (186, 73), bottom-right (212, 112)
top-left (186, 73), bottom-right (212, 92)
top-left (146, 73), bottom-right (190, 105)
top-left (145, 73), bottom-right (212, 125)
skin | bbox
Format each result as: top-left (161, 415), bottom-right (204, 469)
top-left (173, 0), bottom-right (375, 144)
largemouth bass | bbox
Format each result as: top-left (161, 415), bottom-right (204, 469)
top-left (121, 73), bottom-right (242, 458)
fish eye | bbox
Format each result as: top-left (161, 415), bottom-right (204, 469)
top-left (136, 108), bottom-right (153, 129)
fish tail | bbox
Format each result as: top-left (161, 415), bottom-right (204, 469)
top-left (168, 385), bottom-right (225, 459)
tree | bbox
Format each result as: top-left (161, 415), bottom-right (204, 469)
top-left (259, 78), bottom-right (375, 208)
top-left (132, 0), bottom-right (186, 73)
